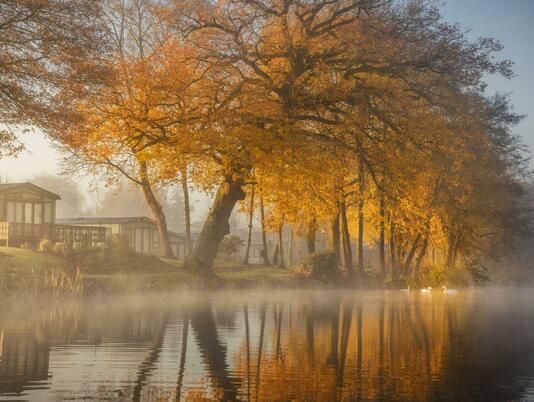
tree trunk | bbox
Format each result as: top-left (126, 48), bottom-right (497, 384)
top-left (138, 161), bottom-right (174, 259)
top-left (260, 197), bottom-right (270, 265)
top-left (286, 228), bottom-right (293, 267)
top-left (403, 234), bottom-right (421, 278)
top-left (307, 218), bottom-right (316, 255)
top-left (389, 219), bottom-right (398, 282)
top-left (412, 235), bottom-right (429, 284)
top-left (243, 184), bottom-right (255, 265)
top-left (188, 175), bottom-right (246, 276)
top-left (446, 231), bottom-right (459, 268)
top-left (329, 208), bottom-right (341, 266)
top-left (277, 224), bottom-right (285, 268)
top-left (340, 200), bottom-right (354, 274)
top-left (181, 167), bottom-right (192, 261)
top-left (379, 196), bottom-right (386, 278)
top-left (272, 244), bottom-right (279, 266)
top-left (451, 233), bottom-right (461, 268)
top-left (357, 159), bottom-right (365, 274)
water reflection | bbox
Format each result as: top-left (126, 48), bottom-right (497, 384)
top-left (0, 289), bottom-right (533, 401)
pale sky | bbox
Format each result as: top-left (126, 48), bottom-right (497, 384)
top-left (0, 0), bottom-right (532, 191)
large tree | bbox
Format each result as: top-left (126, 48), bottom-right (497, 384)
top-left (0, 0), bottom-right (107, 155)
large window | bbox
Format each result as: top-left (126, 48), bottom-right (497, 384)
top-left (6, 201), bottom-right (25, 223)
top-left (24, 203), bottom-right (33, 224)
top-left (6, 202), bottom-right (15, 223)
top-left (44, 203), bottom-right (52, 223)
top-left (34, 204), bottom-right (42, 224)
top-left (6, 201), bottom-right (52, 224)
top-left (15, 202), bottom-right (23, 223)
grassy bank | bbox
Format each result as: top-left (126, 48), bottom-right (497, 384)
top-left (0, 247), bottom-right (321, 296)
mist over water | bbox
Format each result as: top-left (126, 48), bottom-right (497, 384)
top-left (0, 288), bottom-right (533, 401)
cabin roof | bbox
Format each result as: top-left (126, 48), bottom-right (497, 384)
top-left (0, 182), bottom-right (61, 200)
top-left (57, 216), bottom-right (155, 225)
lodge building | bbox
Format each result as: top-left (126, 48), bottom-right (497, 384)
top-left (0, 182), bottom-right (188, 259)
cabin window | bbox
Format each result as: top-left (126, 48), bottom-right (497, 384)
top-left (135, 228), bottom-right (143, 253)
top-left (44, 203), bottom-right (52, 223)
top-left (6, 201), bottom-right (15, 223)
top-left (34, 204), bottom-right (43, 224)
top-left (143, 229), bottom-right (150, 253)
top-left (15, 202), bottom-right (23, 223)
top-left (24, 203), bottom-right (33, 224)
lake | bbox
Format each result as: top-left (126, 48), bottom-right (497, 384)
top-left (0, 288), bottom-right (533, 401)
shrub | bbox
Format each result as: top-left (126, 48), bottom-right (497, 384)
top-left (217, 235), bottom-right (244, 261)
top-left (52, 242), bottom-right (69, 257)
top-left (298, 251), bottom-right (339, 282)
top-left (38, 238), bottom-right (54, 253)
top-left (20, 242), bottom-right (32, 249)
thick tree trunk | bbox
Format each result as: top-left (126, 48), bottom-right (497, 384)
top-left (138, 161), bottom-right (174, 259)
top-left (243, 184), bottom-right (255, 265)
top-left (277, 224), bottom-right (285, 268)
top-left (307, 218), bottom-right (316, 255)
top-left (260, 197), bottom-right (270, 265)
top-left (340, 200), bottom-right (354, 273)
top-left (379, 197), bottom-right (386, 278)
top-left (180, 167), bottom-right (192, 261)
top-left (188, 175), bottom-right (245, 276)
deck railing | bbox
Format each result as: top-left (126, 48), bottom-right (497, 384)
top-left (0, 222), bottom-right (109, 246)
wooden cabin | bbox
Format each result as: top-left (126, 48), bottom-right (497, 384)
top-left (56, 216), bottom-right (187, 259)
top-left (0, 182), bottom-right (107, 247)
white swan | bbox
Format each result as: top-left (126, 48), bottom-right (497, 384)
top-left (420, 287), bottom-right (432, 294)
top-left (400, 286), bottom-right (410, 293)
top-left (442, 286), bottom-right (458, 295)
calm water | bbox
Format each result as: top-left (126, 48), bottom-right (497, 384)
top-left (0, 289), bottom-right (534, 401)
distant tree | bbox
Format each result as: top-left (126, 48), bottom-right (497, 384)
top-left (98, 184), bottom-right (152, 217)
top-left (164, 186), bottom-right (186, 233)
top-left (31, 174), bottom-right (86, 218)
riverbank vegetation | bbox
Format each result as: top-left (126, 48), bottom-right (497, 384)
top-left (2, 0), bottom-right (532, 287)
top-left (0, 247), bottom-right (322, 296)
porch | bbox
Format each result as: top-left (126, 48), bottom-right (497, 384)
top-left (0, 222), bottom-right (109, 247)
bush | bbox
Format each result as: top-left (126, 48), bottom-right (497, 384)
top-left (52, 242), bottom-right (69, 256)
top-left (297, 251), bottom-right (339, 282)
top-left (20, 242), bottom-right (32, 249)
top-left (38, 238), bottom-right (54, 253)
top-left (217, 235), bottom-right (244, 261)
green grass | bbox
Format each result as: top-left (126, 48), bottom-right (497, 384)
top-left (0, 247), bottom-right (68, 273)
top-left (0, 247), bottom-right (322, 295)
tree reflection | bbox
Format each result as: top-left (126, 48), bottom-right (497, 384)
top-left (0, 293), bottom-right (533, 402)
top-left (190, 300), bottom-right (240, 401)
